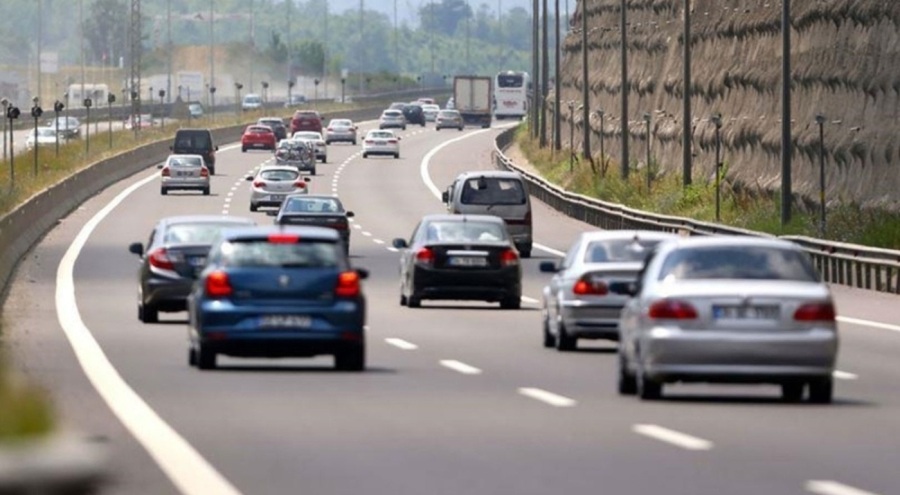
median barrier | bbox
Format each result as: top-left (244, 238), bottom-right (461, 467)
top-left (493, 127), bottom-right (900, 294)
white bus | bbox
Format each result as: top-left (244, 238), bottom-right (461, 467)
top-left (494, 71), bottom-right (530, 120)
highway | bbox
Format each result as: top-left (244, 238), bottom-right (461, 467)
top-left (3, 119), bottom-right (900, 495)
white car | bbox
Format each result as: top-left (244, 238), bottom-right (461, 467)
top-left (421, 104), bottom-right (441, 122)
top-left (241, 93), bottom-right (263, 111)
top-left (26, 127), bottom-right (62, 149)
top-left (159, 154), bottom-right (210, 196)
top-left (291, 131), bottom-right (327, 163)
top-left (362, 130), bottom-right (401, 159)
top-left (246, 166), bottom-right (310, 211)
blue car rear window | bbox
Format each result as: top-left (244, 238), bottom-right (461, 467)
top-left (220, 240), bottom-right (338, 268)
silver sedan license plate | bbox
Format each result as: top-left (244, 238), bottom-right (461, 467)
top-left (259, 315), bottom-right (312, 328)
top-left (713, 305), bottom-right (779, 320)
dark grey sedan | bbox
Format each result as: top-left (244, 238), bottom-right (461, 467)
top-left (128, 215), bottom-right (256, 323)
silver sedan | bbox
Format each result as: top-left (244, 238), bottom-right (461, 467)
top-left (615, 236), bottom-right (838, 403)
top-left (540, 230), bottom-right (678, 351)
top-left (246, 166), bottom-right (310, 211)
top-left (159, 154), bottom-right (210, 195)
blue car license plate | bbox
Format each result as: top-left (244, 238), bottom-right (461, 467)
top-left (259, 315), bottom-right (312, 328)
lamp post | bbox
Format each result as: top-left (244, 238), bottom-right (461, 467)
top-left (314, 79), bottom-right (320, 108)
top-left (553, 0), bottom-right (561, 151)
top-left (84, 97), bottom-right (92, 154)
top-left (643, 112), bottom-right (652, 192)
top-left (107, 93), bottom-right (116, 148)
top-left (287, 80), bottom-right (295, 107)
top-left (31, 97), bottom-right (43, 176)
top-left (234, 82), bottom-right (243, 122)
top-left (682, 0), bottom-right (693, 187)
top-left (158, 89), bottom-right (165, 130)
top-left (209, 86), bottom-right (217, 122)
top-left (1, 98), bottom-right (8, 162)
top-left (130, 90), bottom-right (139, 138)
top-left (568, 101), bottom-right (576, 172)
top-left (178, 85), bottom-right (183, 101)
top-left (596, 108), bottom-right (605, 175)
top-left (6, 104), bottom-right (20, 189)
top-left (781, 0), bottom-right (793, 225)
top-left (620, 0), bottom-right (630, 179)
top-left (712, 113), bottom-right (723, 222)
top-left (815, 114), bottom-right (826, 236)
top-left (261, 81), bottom-right (269, 104)
top-left (581, 0), bottom-right (591, 163)
top-left (53, 100), bottom-right (64, 156)
top-left (341, 77), bottom-right (346, 104)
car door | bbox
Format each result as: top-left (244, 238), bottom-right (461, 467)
top-left (546, 240), bottom-right (581, 336)
top-left (619, 247), bottom-right (658, 362)
top-left (399, 223), bottom-right (423, 294)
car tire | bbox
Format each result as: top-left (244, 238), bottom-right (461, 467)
top-left (321, 156), bottom-right (327, 163)
top-left (618, 355), bottom-right (638, 395)
top-left (362, 152), bottom-right (368, 158)
top-left (436, 127), bottom-right (441, 131)
top-left (250, 203), bottom-right (258, 212)
top-left (335, 344), bottom-right (365, 371)
top-left (400, 291), bottom-right (408, 306)
top-left (241, 147), bottom-right (247, 152)
top-left (500, 295), bottom-right (521, 310)
top-left (202, 187), bottom-right (210, 196)
top-left (542, 315), bottom-right (556, 348)
top-left (402, 126), bottom-right (406, 130)
top-left (808, 378), bottom-right (833, 404)
top-left (555, 323), bottom-right (576, 351)
top-left (188, 348), bottom-right (197, 367)
top-left (160, 188), bottom-right (167, 196)
top-left (196, 344), bottom-right (216, 370)
top-left (519, 248), bottom-right (532, 258)
top-left (394, 153), bottom-right (400, 159)
top-left (138, 303), bottom-right (158, 323)
top-left (637, 372), bottom-right (662, 400)
top-left (209, 167), bottom-right (215, 175)
top-left (407, 292), bottom-right (422, 308)
top-left (781, 382), bottom-right (805, 402)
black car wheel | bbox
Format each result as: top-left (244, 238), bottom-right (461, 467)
top-left (808, 378), bottom-right (833, 404)
top-left (781, 382), bottom-right (805, 402)
top-left (618, 355), bottom-right (637, 395)
top-left (542, 315), bottom-right (555, 348)
top-left (202, 187), bottom-right (210, 196)
top-left (160, 188), bottom-right (167, 196)
top-left (250, 203), bottom-right (258, 212)
top-left (188, 348), bottom-right (197, 367)
top-left (138, 302), bottom-right (158, 323)
top-left (196, 344), bottom-right (216, 370)
top-left (335, 344), bottom-right (365, 371)
top-left (500, 295), bottom-right (521, 310)
top-left (407, 292), bottom-right (422, 308)
top-left (394, 153), bottom-right (400, 159)
top-left (555, 323), bottom-right (576, 351)
top-left (637, 372), bottom-right (662, 400)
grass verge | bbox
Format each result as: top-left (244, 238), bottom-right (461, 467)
top-left (517, 125), bottom-right (900, 249)
top-left (0, 345), bottom-right (55, 442)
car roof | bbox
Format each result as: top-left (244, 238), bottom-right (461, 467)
top-left (661, 235), bottom-right (792, 251)
top-left (455, 170), bottom-right (525, 181)
top-left (257, 165), bottom-right (301, 173)
top-left (419, 214), bottom-right (507, 225)
top-left (258, 118), bottom-right (283, 123)
top-left (160, 215), bottom-right (255, 226)
top-left (577, 230), bottom-right (681, 243)
top-left (167, 153), bottom-right (205, 160)
top-left (220, 225), bottom-right (340, 242)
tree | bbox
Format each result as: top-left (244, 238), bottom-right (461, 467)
top-left (267, 32), bottom-right (288, 64)
top-left (418, 0), bottom-right (472, 36)
top-left (293, 41), bottom-right (324, 74)
top-left (83, 0), bottom-right (129, 66)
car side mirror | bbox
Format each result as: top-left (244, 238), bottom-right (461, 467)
top-left (215, 145), bottom-right (219, 151)
top-left (608, 281), bottom-right (638, 297)
top-left (441, 191), bottom-right (449, 203)
top-left (245, 175), bottom-right (254, 181)
top-left (266, 211), bottom-right (278, 217)
top-left (303, 177), bottom-right (311, 182)
top-left (157, 163), bottom-right (164, 169)
top-left (539, 261), bottom-right (559, 273)
top-left (128, 242), bottom-right (144, 257)
top-left (346, 211), bottom-right (355, 218)
top-left (355, 268), bottom-right (370, 280)
top-left (392, 238), bottom-right (408, 249)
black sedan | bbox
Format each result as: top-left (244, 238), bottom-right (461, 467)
top-left (274, 195), bottom-right (354, 254)
top-left (128, 215), bottom-right (256, 323)
top-left (392, 214), bottom-right (522, 309)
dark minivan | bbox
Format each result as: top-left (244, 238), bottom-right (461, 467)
top-left (171, 129), bottom-right (218, 174)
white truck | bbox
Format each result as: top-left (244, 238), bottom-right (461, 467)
top-left (453, 75), bottom-right (493, 129)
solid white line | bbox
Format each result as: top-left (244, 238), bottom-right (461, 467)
top-left (385, 338), bottom-right (418, 350)
top-left (440, 360), bottom-right (483, 375)
top-left (420, 128), bottom-right (499, 198)
top-left (837, 316), bottom-right (900, 334)
top-left (535, 242), bottom-right (565, 257)
top-left (833, 370), bottom-right (859, 380)
top-left (55, 174), bottom-right (241, 494)
top-left (632, 424), bottom-right (713, 451)
top-left (806, 480), bottom-right (880, 495)
top-left (520, 296), bottom-right (540, 304)
top-left (518, 387), bottom-right (577, 407)
top-left (353, 224), bottom-right (362, 230)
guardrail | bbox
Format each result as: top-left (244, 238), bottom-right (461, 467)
top-left (493, 127), bottom-right (900, 294)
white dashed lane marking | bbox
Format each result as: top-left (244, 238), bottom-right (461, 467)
top-left (517, 388), bottom-right (577, 407)
top-left (440, 360), bottom-right (483, 375)
top-left (385, 338), bottom-right (418, 350)
top-left (362, 232), bottom-right (372, 237)
top-left (373, 239), bottom-right (385, 245)
top-left (632, 424), bottom-right (713, 451)
top-left (806, 480), bottom-right (881, 495)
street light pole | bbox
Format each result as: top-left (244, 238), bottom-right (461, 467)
top-left (568, 101), bottom-right (576, 172)
top-left (620, 0), bottom-right (630, 179)
top-left (539, 0), bottom-right (549, 148)
top-left (781, 0), bottom-right (793, 225)
top-left (108, 93), bottom-right (116, 148)
top-left (597, 109), bottom-right (605, 174)
top-left (531, 0), bottom-right (539, 139)
top-left (712, 113), bottom-right (723, 222)
top-left (1, 98), bottom-right (8, 162)
top-left (84, 97), bottom-right (92, 154)
top-left (31, 97), bottom-right (43, 177)
top-left (816, 114), bottom-right (826, 236)
top-left (7, 105), bottom-right (21, 190)
top-left (553, 0), bottom-right (561, 151)
top-left (581, 0), bottom-right (591, 162)
top-left (644, 112), bottom-right (651, 192)
top-left (682, 0), bottom-right (693, 187)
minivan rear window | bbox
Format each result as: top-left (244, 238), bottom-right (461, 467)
top-left (460, 178), bottom-right (526, 205)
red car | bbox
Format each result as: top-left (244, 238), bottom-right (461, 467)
top-left (290, 110), bottom-right (323, 135)
top-left (241, 125), bottom-right (277, 152)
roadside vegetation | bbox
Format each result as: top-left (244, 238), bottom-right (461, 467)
top-left (516, 126), bottom-right (900, 250)
top-left (0, 347), bottom-right (55, 442)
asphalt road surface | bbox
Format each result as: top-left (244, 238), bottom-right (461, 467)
top-left (3, 118), bottom-right (900, 495)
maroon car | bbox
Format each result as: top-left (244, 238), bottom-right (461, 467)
top-left (290, 110), bottom-right (323, 135)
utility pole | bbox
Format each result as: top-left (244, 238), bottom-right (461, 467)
top-left (553, 0), bottom-right (561, 151)
top-left (466, 0), bottom-right (472, 72)
top-left (498, 0), bottom-right (503, 67)
top-left (286, 0), bottom-right (291, 93)
top-left (359, 0), bottom-right (365, 95)
top-left (167, 0), bottom-right (172, 103)
top-left (531, 0), bottom-right (539, 138)
top-left (209, 0), bottom-right (215, 112)
top-left (682, 0), bottom-right (692, 186)
top-left (80, 0), bottom-right (85, 107)
top-left (249, 0), bottom-right (255, 93)
top-left (781, 0), bottom-right (793, 225)
top-left (37, 0), bottom-right (43, 102)
top-left (130, 0), bottom-right (142, 138)
top-left (393, 0), bottom-right (398, 73)
top-left (581, 0), bottom-right (590, 162)
top-left (540, 0), bottom-right (549, 147)
top-left (324, 1), bottom-right (330, 98)
top-left (620, 0), bottom-right (629, 179)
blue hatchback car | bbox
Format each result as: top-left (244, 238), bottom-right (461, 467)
top-left (187, 226), bottom-right (368, 371)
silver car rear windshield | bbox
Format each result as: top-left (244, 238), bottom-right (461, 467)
top-left (584, 239), bottom-right (662, 263)
top-left (460, 178), bottom-right (526, 205)
top-left (658, 246), bottom-right (819, 282)
top-left (219, 240), bottom-right (338, 268)
top-left (260, 169), bottom-right (299, 181)
top-left (164, 223), bottom-right (243, 245)
top-left (168, 156), bottom-right (203, 167)
top-left (425, 221), bottom-right (507, 243)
